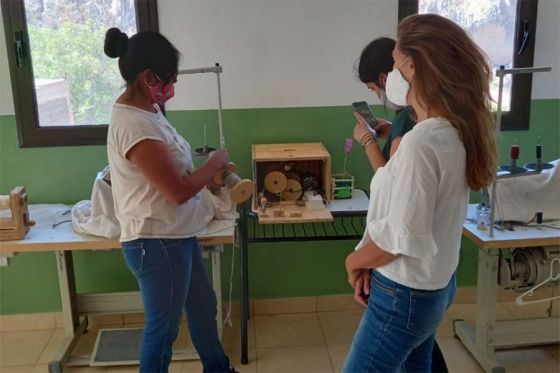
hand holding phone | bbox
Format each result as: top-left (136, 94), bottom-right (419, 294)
top-left (351, 101), bottom-right (376, 130)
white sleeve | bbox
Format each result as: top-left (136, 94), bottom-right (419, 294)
top-left (113, 117), bottom-right (165, 158)
top-left (367, 136), bottom-right (439, 259)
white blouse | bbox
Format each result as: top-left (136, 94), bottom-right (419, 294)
top-left (107, 104), bottom-right (211, 242)
top-left (356, 117), bottom-right (470, 290)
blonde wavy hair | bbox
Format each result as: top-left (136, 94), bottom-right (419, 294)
top-left (398, 14), bottom-right (498, 190)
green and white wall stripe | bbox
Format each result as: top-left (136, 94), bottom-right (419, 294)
top-left (0, 1), bottom-right (558, 314)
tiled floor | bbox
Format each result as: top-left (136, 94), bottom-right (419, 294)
top-left (1, 303), bottom-right (559, 373)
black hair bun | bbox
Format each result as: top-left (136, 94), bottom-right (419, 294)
top-left (104, 28), bottom-right (129, 58)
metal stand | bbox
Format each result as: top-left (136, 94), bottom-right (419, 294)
top-left (178, 64), bottom-right (226, 149)
top-left (489, 65), bottom-right (552, 238)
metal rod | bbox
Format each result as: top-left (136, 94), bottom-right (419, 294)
top-left (495, 66), bottom-right (552, 77)
top-left (178, 66), bottom-right (223, 75)
top-left (177, 63), bottom-right (225, 149)
top-left (496, 65), bottom-right (504, 137)
top-left (216, 64), bottom-right (225, 149)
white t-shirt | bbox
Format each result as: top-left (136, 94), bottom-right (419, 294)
top-left (107, 103), bottom-right (210, 242)
top-left (356, 117), bottom-right (470, 290)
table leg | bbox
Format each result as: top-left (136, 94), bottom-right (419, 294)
top-left (239, 204), bottom-right (250, 365)
top-left (211, 246), bottom-right (223, 341)
top-left (454, 248), bottom-right (505, 373)
top-left (48, 251), bottom-right (83, 372)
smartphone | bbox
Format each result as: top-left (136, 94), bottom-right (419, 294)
top-left (351, 101), bottom-right (376, 130)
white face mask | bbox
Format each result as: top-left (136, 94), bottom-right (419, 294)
top-left (381, 91), bottom-right (405, 111)
top-left (385, 58), bottom-right (411, 107)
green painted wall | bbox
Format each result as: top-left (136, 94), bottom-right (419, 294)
top-left (1, 100), bottom-right (558, 314)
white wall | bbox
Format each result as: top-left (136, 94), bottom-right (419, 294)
top-left (531, 0), bottom-right (560, 100)
top-left (1, 0), bottom-right (559, 115)
top-left (160, 0), bottom-right (397, 110)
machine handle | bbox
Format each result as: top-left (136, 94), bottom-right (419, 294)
top-left (517, 20), bottom-right (530, 55)
top-left (14, 30), bottom-right (24, 68)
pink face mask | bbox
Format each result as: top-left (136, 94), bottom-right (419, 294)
top-left (146, 73), bottom-right (175, 106)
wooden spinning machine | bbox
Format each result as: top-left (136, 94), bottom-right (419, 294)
top-left (0, 186), bottom-right (35, 241)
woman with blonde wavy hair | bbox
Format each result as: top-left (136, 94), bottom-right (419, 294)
top-left (343, 14), bottom-right (498, 373)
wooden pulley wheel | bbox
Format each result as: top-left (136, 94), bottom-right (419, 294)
top-left (213, 162), bottom-right (237, 186)
top-left (264, 171), bottom-right (288, 194)
top-left (281, 172), bottom-right (303, 201)
top-left (230, 179), bottom-right (254, 204)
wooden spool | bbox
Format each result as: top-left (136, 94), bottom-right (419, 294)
top-left (229, 178), bottom-right (254, 204)
top-left (213, 162), bottom-right (254, 204)
top-left (264, 171), bottom-right (288, 194)
top-left (281, 172), bottom-right (303, 201)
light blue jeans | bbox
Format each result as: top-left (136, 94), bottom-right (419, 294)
top-left (121, 237), bottom-right (230, 373)
top-left (343, 271), bottom-right (456, 373)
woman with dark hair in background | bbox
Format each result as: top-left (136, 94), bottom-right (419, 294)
top-left (352, 36), bottom-right (448, 373)
top-left (344, 14), bottom-right (498, 372)
top-left (104, 28), bottom-right (235, 373)
top-left (353, 37), bottom-right (415, 171)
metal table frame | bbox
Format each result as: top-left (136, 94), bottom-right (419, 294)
top-left (237, 189), bottom-right (370, 364)
top-left (0, 204), bottom-right (234, 372)
top-left (454, 205), bottom-right (560, 373)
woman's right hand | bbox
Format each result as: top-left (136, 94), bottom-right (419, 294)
top-left (352, 113), bottom-right (373, 144)
top-left (206, 149), bottom-right (230, 172)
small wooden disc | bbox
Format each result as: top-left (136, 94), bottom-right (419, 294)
top-left (264, 171), bottom-right (288, 193)
top-left (231, 179), bottom-right (254, 204)
top-left (281, 179), bottom-right (303, 201)
top-left (213, 162), bottom-right (237, 186)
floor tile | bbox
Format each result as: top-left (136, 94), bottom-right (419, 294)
top-left (180, 358), bottom-right (203, 373)
top-left (0, 314), bottom-right (55, 333)
top-left (437, 303), bottom-right (514, 337)
top-left (436, 337), bottom-right (484, 373)
top-left (318, 311), bottom-right (362, 344)
top-left (87, 315), bottom-right (123, 330)
top-left (256, 345), bottom-right (333, 373)
top-left (32, 364), bottom-right (49, 373)
top-left (222, 317), bottom-right (256, 350)
top-left (327, 344), bottom-right (350, 373)
top-left (38, 329), bottom-right (65, 364)
top-left (255, 314), bottom-right (324, 349)
top-left (0, 365), bottom-right (35, 372)
top-left (502, 301), bottom-right (560, 319)
top-left (225, 349), bottom-right (257, 373)
top-left (317, 295), bottom-right (363, 313)
top-left (0, 330), bottom-right (54, 367)
top-left (122, 313), bottom-right (144, 325)
top-left (71, 328), bottom-right (101, 359)
top-left (254, 297), bottom-right (316, 315)
top-left (497, 347), bottom-right (560, 373)
top-left (56, 366), bottom-right (106, 372)
top-left (544, 343), bottom-right (560, 361)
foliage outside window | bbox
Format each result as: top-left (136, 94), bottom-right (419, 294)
top-left (399, 0), bottom-right (538, 130)
top-left (2, 0), bottom-right (158, 147)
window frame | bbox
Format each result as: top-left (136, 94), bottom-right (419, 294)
top-left (1, 0), bottom-right (159, 148)
top-left (398, 0), bottom-right (538, 131)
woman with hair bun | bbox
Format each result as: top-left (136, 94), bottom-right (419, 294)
top-left (104, 27), bottom-right (235, 373)
top-left (344, 14), bottom-right (498, 372)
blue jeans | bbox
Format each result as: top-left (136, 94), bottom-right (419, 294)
top-left (343, 271), bottom-right (456, 373)
top-left (121, 237), bottom-right (230, 373)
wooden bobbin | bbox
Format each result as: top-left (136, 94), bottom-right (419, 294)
top-left (264, 171), bottom-right (288, 194)
top-left (213, 162), bottom-right (237, 187)
top-left (281, 172), bottom-right (303, 201)
top-left (230, 178), bottom-right (254, 204)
